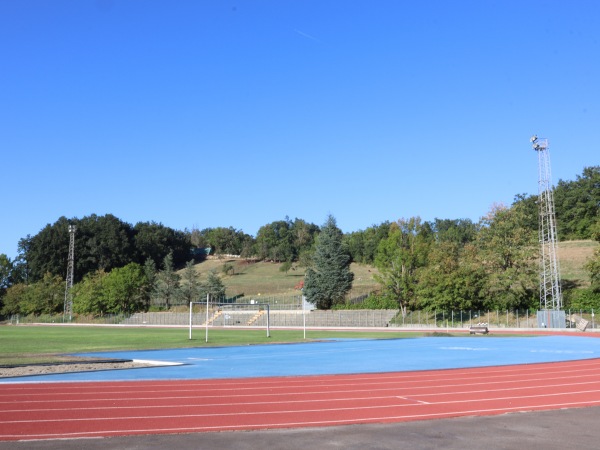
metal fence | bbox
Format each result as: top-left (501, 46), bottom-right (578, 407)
top-left (390, 309), bottom-right (598, 330)
top-left (4, 309), bottom-right (598, 329)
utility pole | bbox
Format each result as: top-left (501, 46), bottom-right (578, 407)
top-left (531, 136), bottom-right (563, 327)
top-left (63, 224), bottom-right (76, 322)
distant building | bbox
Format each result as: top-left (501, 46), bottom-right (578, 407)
top-left (191, 247), bottom-right (212, 259)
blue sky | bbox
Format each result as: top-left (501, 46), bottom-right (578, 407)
top-left (1, 1), bottom-right (598, 260)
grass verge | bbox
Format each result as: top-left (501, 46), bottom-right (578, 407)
top-left (0, 325), bottom-right (427, 366)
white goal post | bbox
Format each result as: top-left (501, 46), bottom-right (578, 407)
top-left (189, 297), bottom-right (271, 342)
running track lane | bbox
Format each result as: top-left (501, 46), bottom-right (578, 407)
top-left (3, 359), bottom-right (600, 441)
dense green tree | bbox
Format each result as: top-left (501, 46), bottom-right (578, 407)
top-left (297, 248), bottom-right (314, 268)
top-left (0, 254), bottom-right (26, 312)
top-left (374, 217), bottom-right (431, 316)
top-left (413, 241), bottom-right (460, 311)
top-left (18, 216), bottom-right (191, 287)
top-left (133, 221), bottom-right (191, 269)
top-left (511, 193), bottom-right (539, 234)
top-left (585, 218), bottom-right (600, 293)
top-left (199, 271), bottom-right (227, 301)
top-left (141, 258), bottom-right (157, 309)
top-left (290, 218), bottom-right (319, 258)
top-left (254, 217), bottom-right (319, 262)
top-left (476, 203), bottom-right (538, 310)
top-left (22, 216), bottom-right (72, 282)
top-left (199, 227), bottom-right (253, 256)
top-left (344, 222), bottom-right (391, 264)
top-left (0, 254), bottom-right (12, 296)
top-left (180, 261), bottom-right (202, 304)
top-left (416, 242), bottom-right (487, 311)
top-left (76, 214), bottom-right (135, 276)
top-left (188, 227), bottom-right (209, 249)
top-left (14, 237), bottom-right (31, 283)
top-left (304, 215), bottom-right (354, 309)
top-left (591, 218), bottom-right (600, 243)
top-left (73, 270), bottom-right (108, 315)
top-left (151, 252), bottom-right (181, 308)
top-left (18, 273), bottom-right (64, 315)
top-left (73, 264), bottom-right (146, 315)
top-left (204, 227), bottom-right (235, 255)
top-left (588, 250), bottom-right (600, 293)
top-left (510, 166), bottom-right (599, 241)
top-left (101, 263), bottom-right (147, 314)
top-left (554, 166), bottom-right (600, 240)
top-left (10, 257), bottom-right (27, 286)
top-left (343, 231), bottom-right (365, 264)
top-left (255, 219), bottom-right (295, 262)
top-left (22, 214), bottom-right (137, 283)
top-left (429, 218), bottom-right (478, 245)
top-left (565, 288), bottom-right (600, 311)
top-left (0, 283), bottom-right (27, 315)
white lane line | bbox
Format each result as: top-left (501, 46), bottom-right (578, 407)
top-left (6, 399), bottom-right (600, 441)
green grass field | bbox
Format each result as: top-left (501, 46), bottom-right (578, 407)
top-left (0, 325), bottom-right (427, 366)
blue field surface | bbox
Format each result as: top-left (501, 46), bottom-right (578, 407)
top-left (3, 335), bottom-right (600, 383)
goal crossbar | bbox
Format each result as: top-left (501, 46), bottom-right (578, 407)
top-left (189, 300), bottom-right (271, 342)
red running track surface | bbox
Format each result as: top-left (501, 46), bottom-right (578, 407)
top-left (2, 358), bottom-right (600, 441)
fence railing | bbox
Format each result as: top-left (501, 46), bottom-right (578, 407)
top-left (4, 309), bottom-right (598, 329)
top-left (390, 309), bottom-right (598, 329)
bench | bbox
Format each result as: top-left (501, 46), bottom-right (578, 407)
top-left (469, 324), bottom-right (489, 335)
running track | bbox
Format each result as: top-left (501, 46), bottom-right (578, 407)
top-left (3, 358), bottom-right (600, 441)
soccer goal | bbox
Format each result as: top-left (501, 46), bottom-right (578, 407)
top-left (189, 299), bottom-right (271, 342)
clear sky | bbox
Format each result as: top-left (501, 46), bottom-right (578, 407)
top-left (1, 1), bottom-right (599, 260)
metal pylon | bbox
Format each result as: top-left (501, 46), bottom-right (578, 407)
top-left (63, 224), bottom-right (76, 321)
top-left (531, 136), bottom-right (562, 310)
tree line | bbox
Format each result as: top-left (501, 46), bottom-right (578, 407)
top-left (1, 166), bottom-right (599, 316)
top-left (1, 251), bottom-right (228, 317)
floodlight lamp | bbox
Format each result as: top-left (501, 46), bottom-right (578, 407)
top-left (530, 135), bottom-right (538, 143)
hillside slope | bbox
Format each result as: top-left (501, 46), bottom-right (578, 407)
top-left (557, 240), bottom-right (598, 286)
top-left (184, 240), bottom-right (598, 300)
top-left (187, 259), bottom-right (379, 300)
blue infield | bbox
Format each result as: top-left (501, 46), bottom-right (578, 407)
top-left (4, 335), bottom-right (600, 383)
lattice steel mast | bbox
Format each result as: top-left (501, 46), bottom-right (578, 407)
top-left (63, 224), bottom-right (77, 321)
top-left (531, 135), bottom-right (562, 310)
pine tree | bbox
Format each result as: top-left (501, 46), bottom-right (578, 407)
top-left (180, 260), bottom-right (202, 304)
top-left (199, 271), bottom-right (226, 301)
top-left (304, 215), bottom-right (353, 309)
top-left (151, 252), bottom-right (181, 309)
top-left (141, 257), bottom-right (156, 309)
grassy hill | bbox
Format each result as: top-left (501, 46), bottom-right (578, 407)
top-left (557, 240), bottom-right (598, 287)
top-left (184, 240), bottom-right (598, 301)
top-left (187, 258), bottom-right (379, 301)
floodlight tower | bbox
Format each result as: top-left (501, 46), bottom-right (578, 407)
top-left (531, 135), bottom-right (562, 311)
top-left (63, 224), bottom-right (77, 322)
